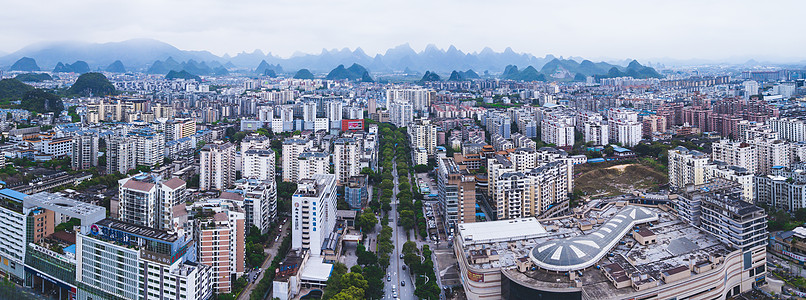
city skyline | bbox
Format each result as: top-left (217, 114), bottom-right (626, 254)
top-left (2, 0), bottom-right (806, 63)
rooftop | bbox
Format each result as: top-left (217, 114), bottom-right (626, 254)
top-left (96, 218), bottom-right (178, 243)
top-left (530, 206), bottom-right (658, 272)
top-left (458, 203), bottom-right (737, 300)
top-left (24, 192), bottom-right (106, 222)
top-left (458, 218), bottom-right (547, 246)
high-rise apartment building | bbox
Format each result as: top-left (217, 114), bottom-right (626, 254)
top-left (291, 174), bottom-right (337, 257)
top-left (668, 146), bottom-right (709, 189)
top-left (71, 134), bottom-right (99, 170)
top-left (326, 101), bottom-right (343, 129)
top-left (410, 118), bottom-right (438, 155)
top-left (200, 142), bottom-right (236, 190)
top-left (541, 113), bottom-right (574, 147)
top-left (755, 163), bottom-right (806, 212)
top-left (242, 148), bottom-right (276, 181)
top-left (76, 218), bottom-right (211, 300)
top-left (333, 138), bottom-right (360, 185)
top-left (282, 139), bottom-right (313, 182)
top-left (298, 151), bottom-right (330, 181)
top-left (607, 109), bottom-right (642, 147)
top-left (175, 118), bottom-right (197, 139)
top-left (193, 199), bottom-right (246, 294)
top-left (344, 175), bottom-right (368, 210)
top-left (711, 139), bottom-right (757, 174)
top-left (106, 136), bottom-right (136, 174)
top-left (642, 115), bottom-right (667, 138)
top-left (389, 101), bottom-right (414, 128)
top-left (129, 128), bottom-right (165, 168)
top-left (583, 121), bottom-right (609, 146)
top-left (753, 138), bottom-right (790, 175)
top-left (767, 117), bottom-right (806, 142)
top-left (437, 157), bottom-right (476, 234)
top-left (494, 160), bottom-right (569, 220)
top-left (235, 179), bottom-right (277, 234)
top-left (118, 174), bottom-right (186, 231)
top-left (609, 118), bottom-right (642, 147)
top-left (743, 80), bottom-right (759, 99)
top-left (386, 87), bottom-right (433, 114)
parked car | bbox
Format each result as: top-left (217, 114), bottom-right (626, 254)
top-left (387, 275), bottom-right (391, 282)
top-left (401, 281), bottom-right (405, 286)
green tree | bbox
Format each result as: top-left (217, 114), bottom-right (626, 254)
top-left (332, 286), bottom-right (365, 300)
top-left (795, 208), bottom-right (806, 222)
top-left (20, 89), bottom-right (63, 114)
top-left (356, 209), bottom-right (378, 233)
top-left (400, 210), bottom-right (416, 230)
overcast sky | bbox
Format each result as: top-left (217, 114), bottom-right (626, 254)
top-left (2, 0), bottom-right (805, 61)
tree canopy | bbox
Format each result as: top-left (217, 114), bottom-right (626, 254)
top-left (20, 89), bottom-right (63, 115)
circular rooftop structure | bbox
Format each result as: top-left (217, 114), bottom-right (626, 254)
top-left (529, 206), bottom-right (658, 272)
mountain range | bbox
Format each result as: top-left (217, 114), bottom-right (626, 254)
top-left (0, 39), bottom-right (656, 75)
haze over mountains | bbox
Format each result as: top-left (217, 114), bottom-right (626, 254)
top-left (0, 39), bottom-right (665, 76)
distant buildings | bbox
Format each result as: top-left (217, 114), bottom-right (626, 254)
top-left (410, 118), bottom-right (438, 156)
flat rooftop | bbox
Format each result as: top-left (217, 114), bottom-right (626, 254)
top-left (25, 192), bottom-right (106, 221)
top-left (300, 257), bottom-right (333, 282)
top-left (457, 218), bottom-right (547, 246)
top-left (96, 218), bottom-right (178, 243)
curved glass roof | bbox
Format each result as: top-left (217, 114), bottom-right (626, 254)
top-left (530, 206), bottom-right (658, 272)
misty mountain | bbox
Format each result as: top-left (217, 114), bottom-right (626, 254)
top-left (448, 69), bottom-right (480, 81)
top-left (53, 61), bottom-right (90, 73)
top-left (254, 60), bottom-right (283, 76)
top-left (293, 69), bottom-right (314, 80)
top-left (10, 57), bottom-right (40, 71)
top-left (420, 71), bottom-right (441, 82)
top-left (1, 39), bottom-right (668, 75)
top-left (106, 60), bottom-right (126, 73)
top-left (325, 64), bottom-right (373, 82)
top-left (502, 65), bottom-right (547, 81)
top-left (147, 58), bottom-right (227, 77)
top-left (165, 70), bottom-right (201, 82)
top-left (0, 39), bottom-right (220, 71)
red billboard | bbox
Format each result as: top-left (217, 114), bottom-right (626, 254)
top-left (341, 119), bottom-right (364, 131)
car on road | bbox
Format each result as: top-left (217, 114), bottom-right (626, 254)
top-left (400, 254), bottom-right (404, 259)
top-left (402, 265), bottom-right (406, 270)
top-left (387, 275), bottom-right (391, 282)
top-left (401, 280), bottom-right (405, 286)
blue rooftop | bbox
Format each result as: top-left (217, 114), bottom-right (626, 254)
top-left (0, 189), bottom-right (28, 201)
top-left (587, 158), bottom-right (606, 163)
top-left (613, 146), bottom-right (631, 153)
top-left (64, 244), bottom-right (76, 254)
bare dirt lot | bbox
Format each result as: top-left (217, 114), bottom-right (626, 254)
top-left (574, 161), bottom-right (667, 198)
